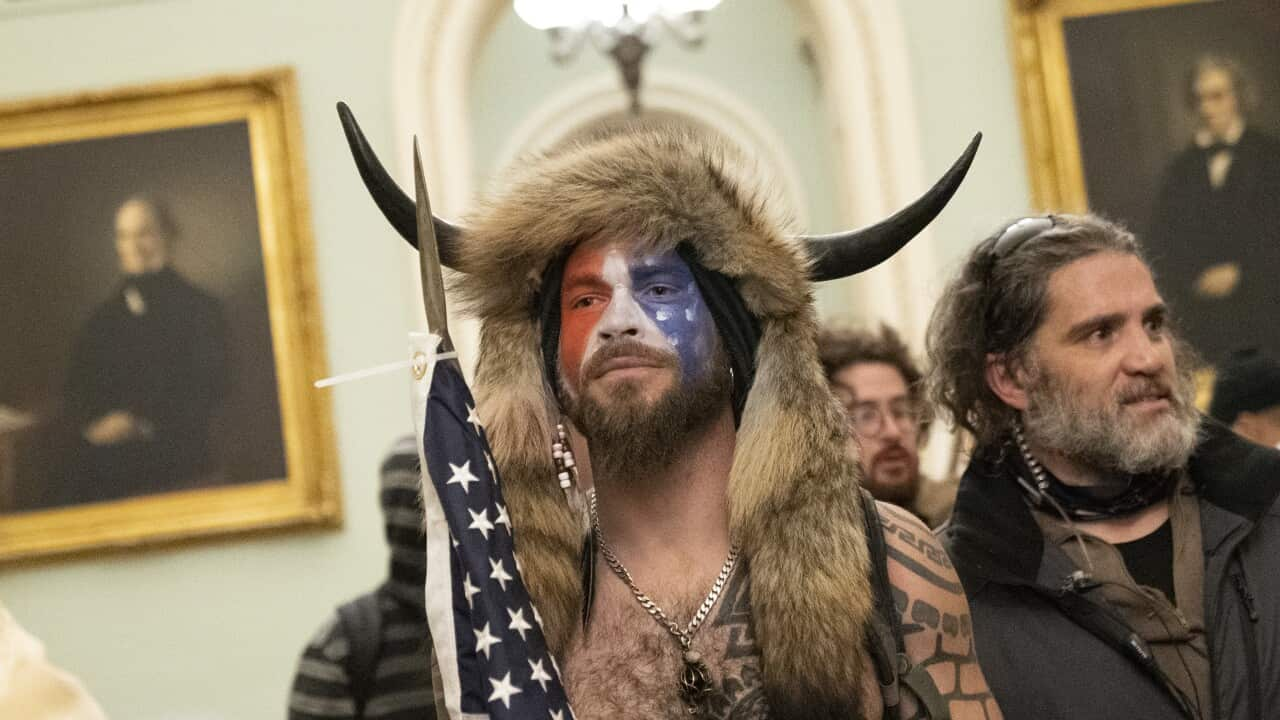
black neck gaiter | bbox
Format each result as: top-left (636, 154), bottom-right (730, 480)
top-left (1007, 444), bottom-right (1178, 521)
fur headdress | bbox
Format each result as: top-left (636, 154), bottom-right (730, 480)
top-left (338, 104), bottom-right (979, 718)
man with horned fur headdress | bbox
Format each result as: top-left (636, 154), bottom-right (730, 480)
top-left (341, 107), bottom-right (1000, 719)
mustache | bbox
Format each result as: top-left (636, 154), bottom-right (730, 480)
top-left (582, 340), bottom-right (678, 382)
top-left (871, 443), bottom-right (911, 464)
top-left (1117, 377), bottom-right (1174, 405)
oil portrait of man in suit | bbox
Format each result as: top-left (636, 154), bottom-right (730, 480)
top-left (0, 122), bottom-right (287, 513)
top-left (1149, 54), bottom-right (1280, 365)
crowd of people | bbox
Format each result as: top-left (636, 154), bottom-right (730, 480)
top-left (276, 107), bottom-right (1280, 719)
top-left (16, 64), bottom-right (1280, 720)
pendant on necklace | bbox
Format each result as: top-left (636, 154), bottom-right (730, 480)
top-left (678, 648), bottom-right (714, 715)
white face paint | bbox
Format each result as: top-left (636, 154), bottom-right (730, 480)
top-left (558, 241), bottom-right (718, 394)
top-left (574, 247), bottom-right (671, 381)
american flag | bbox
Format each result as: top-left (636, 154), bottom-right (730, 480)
top-left (411, 334), bottom-right (576, 720)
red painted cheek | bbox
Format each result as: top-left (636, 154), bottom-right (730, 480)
top-left (559, 244), bottom-right (611, 388)
top-left (559, 306), bottom-right (601, 387)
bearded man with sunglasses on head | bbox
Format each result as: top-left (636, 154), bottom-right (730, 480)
top-left (929, 214), bottom-right (1280, 720)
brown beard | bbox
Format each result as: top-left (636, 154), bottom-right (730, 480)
top-left (564, 340), bottom-right (731, 484)
top-left (864, 443), bottom-right (919, 505)
top-left (1022, 342), bottom-right (1202, 476)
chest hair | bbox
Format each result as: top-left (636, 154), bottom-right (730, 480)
top-left (562, 568), bottom-right (769, 720)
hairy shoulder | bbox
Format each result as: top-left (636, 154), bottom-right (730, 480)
top-left (875, 501), bottom-right (1002, 720)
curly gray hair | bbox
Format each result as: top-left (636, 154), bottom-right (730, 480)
top-left (925, 213), bottom-right (1148, 447)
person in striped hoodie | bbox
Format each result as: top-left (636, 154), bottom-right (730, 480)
top-left (287, 436), bottom-right (437, 719)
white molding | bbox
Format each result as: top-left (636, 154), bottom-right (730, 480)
top-left (493, 69), bottom-right (811, 228)
top-left (389, 0), bottom-right (503, 369)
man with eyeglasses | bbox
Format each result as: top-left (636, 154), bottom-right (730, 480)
top-left (928, 213), bottom-right (1280, 719)
top-left (818, 324), bottom-right (957, 528)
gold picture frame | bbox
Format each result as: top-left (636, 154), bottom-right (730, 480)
top-left (1009, 0), bottom-right (1207, 211)
top-left (0, 68), bottom-right (339, 563)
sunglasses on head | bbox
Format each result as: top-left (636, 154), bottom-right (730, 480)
top-left (991, 215), bottom-right (1057, 259)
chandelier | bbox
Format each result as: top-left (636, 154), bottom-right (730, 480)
top-left (514, 1), bottom-right (724, 115)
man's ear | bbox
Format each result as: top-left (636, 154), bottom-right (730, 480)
top-left (985, 353), bottom-right (1030, 411)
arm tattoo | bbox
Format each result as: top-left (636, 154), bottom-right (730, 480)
top-left (880, 504), bottom-right (1002, 720)
top-left (885, 543), bottom-right (964, 595)
top-left (880, 509), bottom-right (955, 572)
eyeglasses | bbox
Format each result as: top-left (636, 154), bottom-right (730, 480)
top-left (844, 399), bottom-right (920, 438)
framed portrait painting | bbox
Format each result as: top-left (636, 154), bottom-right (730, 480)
top-left (1010, 0), bottom-right (1280, 369)
top-left (0, 68), bottom-right (339, 563)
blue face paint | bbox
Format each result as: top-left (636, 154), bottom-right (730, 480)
top-left (626, 251), bottom-right (717, 381)
top-left (559, 242), bottom-right (719, 392)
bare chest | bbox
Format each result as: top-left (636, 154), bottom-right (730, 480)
top-left (562, 569), bottom-right (768, 720)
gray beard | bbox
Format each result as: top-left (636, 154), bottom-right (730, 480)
top-left (1022, 355), bottom-right (1201, 477)
top-left (564, 359), bottom-right (731, 485)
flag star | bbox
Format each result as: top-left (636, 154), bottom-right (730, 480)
top-left (551, 709), bottom-right (566, 720)
top-left (450, 532), bottom-right (460, 550)
top-left (468, 508), bottom-right (495, 539)
top-left (508, 607), bottom-right (533, 641)
top-left (528, 657), bottom-right (553, 691)
top-left (531, 604), bottom-right (543, 627)
top-left (463, 573), bottom-right (481, 610)
top-left (466, 404), bottom-right (484, 434)
top-left (488, 671), bottom-right (522, 710)
top-left (474, 622), bottom-right (502, 660)
top-left (447, 461), bottom-right (480, 494)
top-left (485, 453), bottom-right (498, 481)
top-left (494, 503), bottom-right (511, 532)
top-left (489, 557), bottom-right (514, 591)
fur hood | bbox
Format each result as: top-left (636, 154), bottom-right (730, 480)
top-left (453, 129), bottom-right (874, 718)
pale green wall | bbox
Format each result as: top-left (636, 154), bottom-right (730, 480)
top-left (0, 1), bottom-right (1031, 718)
top-left (1, 2), bottom-right (420, 719)
top-left (472, 0), bottom-right (843, 235)
top-left (471, 0), bottom-right (1032, 322)
top-left (900, 0), bottom-right (1033, 273)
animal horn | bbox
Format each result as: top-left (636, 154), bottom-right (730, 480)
top-left (336, 101), bottom-right (462, 266)
top-left (802, 132), bottom-right (981, 281)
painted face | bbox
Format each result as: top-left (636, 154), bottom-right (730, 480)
top-left (558, 241), bottom-right (717, 397)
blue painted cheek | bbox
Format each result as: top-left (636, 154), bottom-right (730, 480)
top-left (627, 252), bottom-right (716, 382)
top-left (637, 284), bottom-right (714, 381)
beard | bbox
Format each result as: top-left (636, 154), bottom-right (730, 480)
top-left (562, 340), bottom-right (731, 484)
top-left (1022, 343), bottom-right (1202, 477)
top-left (864, 443), bottom-right (919, 505)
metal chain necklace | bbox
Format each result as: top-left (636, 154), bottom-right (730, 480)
top-left (1012, 422), bottom-right (1051, 492)
top-left (587, 489), bottom-right (740, 715)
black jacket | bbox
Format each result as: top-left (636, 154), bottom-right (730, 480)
top-left (941, 421), bottom-right (1280, 719)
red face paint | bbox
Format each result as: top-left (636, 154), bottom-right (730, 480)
top-left (559, 243), bottom-right (611, 388)
top-left (558, 241), bottom-right (714, 396)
